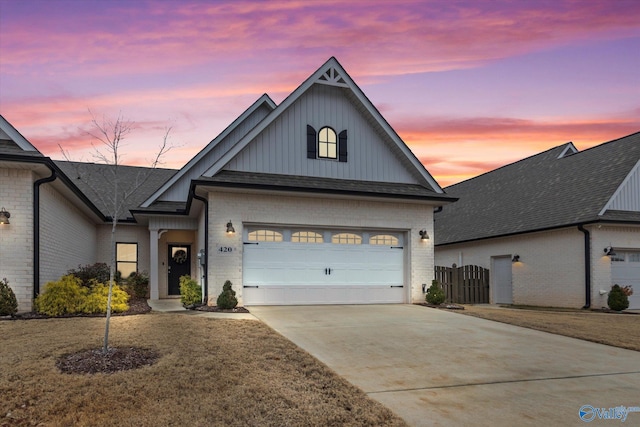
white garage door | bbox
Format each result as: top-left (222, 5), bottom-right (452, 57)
top-left (611, 251), bottom-right (640, 309)
top-left (243, 228), bottom-right (405, 305)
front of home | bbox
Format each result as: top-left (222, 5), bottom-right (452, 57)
top-left (435, 133), bottom-right (640, 309)
top-left (0, 58), bottom-right (454, 312)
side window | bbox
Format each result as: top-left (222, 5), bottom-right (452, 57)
top-left (291, 231), bottom-right (324, 243)
top-left (331, 233), bottom-right (362, 245)
top-left (116, 242), bottom-right (137, 278)
top-left (369, 234), bottom-right (399, 246)
top-left (318, 127), bottom-right (337, 159)
top-left (247, 229), bottom-right (283, 242)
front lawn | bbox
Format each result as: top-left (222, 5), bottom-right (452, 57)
top-left (0, 314), bottom-right (407, 427)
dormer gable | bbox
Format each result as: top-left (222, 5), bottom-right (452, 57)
top-left (0, 114), bottom-right (42, 156)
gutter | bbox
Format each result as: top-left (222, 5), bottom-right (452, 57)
top-left (577, 225), bottom-right (591, 309)
top-left (191, 189), bottom-right (208, 302)
top-left (33, 169), bottom-right (57, 297)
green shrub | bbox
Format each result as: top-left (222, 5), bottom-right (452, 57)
top-left (67, 263), bottom-right (112, 287)
top-left (0, 278), bottom-right (18, 316)
top-left (179, 275), bottom-right (202, 307)
top-left (608, 284), bottom-right (629, 311)
top-left (35, 275), bottom-right (88, 316)
top-left (217, 280), bottom-right (238, 309)
top-left (82, 283), bottom-right (130, 314)
top-left (425, 279), bottom-right (446, 305)
top-left (126, 271), bottom-right (149, 299)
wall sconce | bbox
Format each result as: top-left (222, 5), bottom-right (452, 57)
top-left (419, 229), bottom-right (429, 241)
top-left (226, 220), bottom-right (235, 234)
top-left (512, 254), bottom-right (520, 263)
top-left (604, 246), bottom-right (616, 256)
top-left (0, 207), bottom-right (10, 225)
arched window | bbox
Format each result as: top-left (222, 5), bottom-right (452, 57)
top-left (247, 229), bottom-right (283, 242)
top-left (331, 232), bottom-right (362, 244)
top-left (318, 127), bottom-right (337, 159)
top-left (369, 234), bottom-right (399, 246)
top-left (291, 231), bottom-right (324, 243)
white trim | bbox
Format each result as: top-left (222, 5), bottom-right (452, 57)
top-left (557, 142), bottom-right (578, 158)
top-left (598, 159), bottom-right (640, 216)
top-left (141, 94), bottom-right (276, 207)
top-left (0, 114), bottom-right (40, 152)
top-left (202, 57), bottom-right (445, 193)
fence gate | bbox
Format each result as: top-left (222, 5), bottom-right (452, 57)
top-left (434, 264), bottom-right (490, 304)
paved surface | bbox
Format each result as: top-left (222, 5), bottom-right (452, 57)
top-left (250, 305), bottom-right (640, 426)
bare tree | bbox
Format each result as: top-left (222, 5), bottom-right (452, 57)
top-left (61, 111), bottom-right (172, 354)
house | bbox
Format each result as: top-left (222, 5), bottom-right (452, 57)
top-left (0, 57), bottom-right (455, 312)
top-left (434, 132), bottom-right (640, 309)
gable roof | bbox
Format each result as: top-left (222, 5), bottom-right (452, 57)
top-left (0, 114), bottom-right (42, 156)
top-left (435, 131), bottom-right (640, 245)
top-left (202, 57), bottom-right (445, 194)
top-left (141, 94), bottom-right (276, 207)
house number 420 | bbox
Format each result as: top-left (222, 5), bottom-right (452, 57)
top-left (218, 246), bottom-right (233, 253)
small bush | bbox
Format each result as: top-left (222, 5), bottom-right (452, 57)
top-left (426, 279), bottom-right (446, 305)
top-left (126, 271), bottom-right (149, 299)
top-left (179, 275), bottom-right (202, 307)
top-left (608, 284), bottom-right (629, 311)
top-left (217, 280), bottom-right (238, 309)
top-left (82, 283), bottom-right (130, 314)
top-left (35, 275), bottom-right (88, 316)
top-left (67, 263), bottom-right (112, 287)
top-left (0, 278), bottom-right (18, 316)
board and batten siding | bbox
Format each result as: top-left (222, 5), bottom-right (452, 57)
top-left (224, 84), bottom-right (421, 184)
top-left (604, 160), bottom-right (640, 212)
top-left (158, 103), bottom-right (273, 202)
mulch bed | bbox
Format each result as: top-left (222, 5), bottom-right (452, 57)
top-left (415, 302), bottom-right (465, 310)
top-left (57, 347), bottom-right (160, 375)
top-left (192, 304), bottom-right (250, 313)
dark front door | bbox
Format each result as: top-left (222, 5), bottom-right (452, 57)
top-left (168, 245), bottom-right (191, 295)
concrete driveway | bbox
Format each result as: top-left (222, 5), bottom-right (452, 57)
top-left (250, 305), bottom-right (640, 426)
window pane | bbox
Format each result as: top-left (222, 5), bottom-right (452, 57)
top-left (248, 229), bottom-right (283, 242)
top-left (369, 234), bottom-right (399, 245)
top-left (117, 262), bottom-right (137, 278)
top-left (611, 253), bottom-right (625, 262)
top-left (331, 233), bottom-right (362, 244)
top-left (629, 253), bottom-right (640, 262)
top-left (292, 231), bottom-right (323, 243)
top-left (328, 143), bottom-right (337, 159)
top-left (318, 127), bottom-right (337, 159)
top-left (117, 243), bottom-right (137, 262)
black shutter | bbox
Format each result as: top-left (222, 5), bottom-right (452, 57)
top-left (307, 125), bottom-right (317, 159)
top-left (338, 130), bottom-right (348, 162)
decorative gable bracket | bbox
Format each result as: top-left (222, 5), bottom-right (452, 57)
top-left (316, 67), bottom-right (349, 87)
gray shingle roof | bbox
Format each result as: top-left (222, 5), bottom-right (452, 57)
top-left (435, 131), bottom-right (640, 245)
top-left (54, 161), bottom-right (177, 220)
top-left (196, 170), bottom-right (457, 202)
top-left (0, 139), bottom-right (43, 156)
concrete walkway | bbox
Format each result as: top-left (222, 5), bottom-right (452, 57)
top-left (147, 299), bottom-right (257, 320)
top-left (250, 305), bottom-right (640, 426)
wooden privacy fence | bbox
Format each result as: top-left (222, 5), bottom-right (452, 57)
top-left (434, 264), bottom-right (490, 304)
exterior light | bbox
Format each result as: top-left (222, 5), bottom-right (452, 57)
top-left (0, 207), bottom-right (10, 225)
top-left (512, 254), bottom-right (520, 263)
top-left (226, 220), bottom-right (235, 234)
top-left (419, 229), bottom-right (429, 241)
top-left (604, 246), bottom-right (616, 256)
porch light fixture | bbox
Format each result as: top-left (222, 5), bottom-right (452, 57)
top-left (226, 220), bottom-right (235, 234)
top-left (0, 207), bottom-right (10, 225)
top-left (604, 246), bottom-right (616, 257)
top-left (512, 254), bottom-right (520, 263)
top-left (419, 229), bottom-right (429, 241)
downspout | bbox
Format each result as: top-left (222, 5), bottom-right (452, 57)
top-left (192, 192), bottom-right (208, 301)
top-left (33, 169), bottom-right (57, 298)
top-left (578, 225), bottom-right (591, 309)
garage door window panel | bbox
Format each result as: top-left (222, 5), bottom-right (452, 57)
top-left (292, 231), bottom-right (324, 243)
top-left (332, 233), bottom-right (362, 244)
top-left (248, 229), bottom-right (283, 242)
top-left (369, 234), bottom-right (399, 246)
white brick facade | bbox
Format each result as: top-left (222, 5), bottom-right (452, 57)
top-left (206, 190), bottom-right (435, 305)
top-left (0, 168), bottom-right (34, 311)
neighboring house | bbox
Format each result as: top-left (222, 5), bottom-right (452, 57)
top-left (435, 132), bottom-right (640, 309)
top-left (0, 57), bottom-right (454, 312)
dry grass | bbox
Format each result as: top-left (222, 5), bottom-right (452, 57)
top-left (0, 314), bottom-right (407, 427)
top-left (460, 305), bottom-right (640, 352)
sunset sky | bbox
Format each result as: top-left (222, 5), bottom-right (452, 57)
top-left (1, 0), bottom-right (639, 187)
